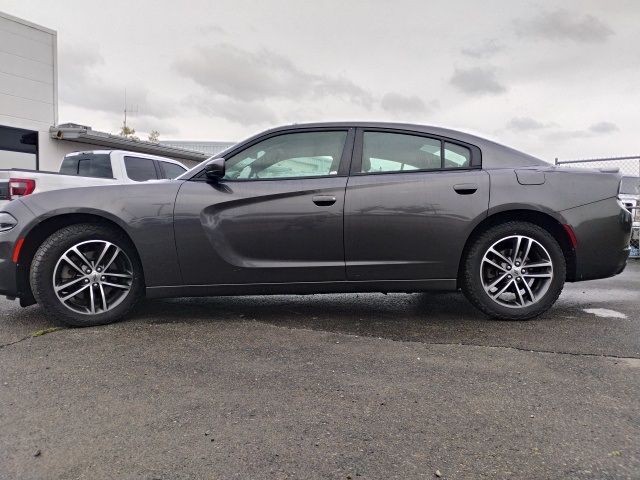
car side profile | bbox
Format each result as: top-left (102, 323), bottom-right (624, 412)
top-left (0, 122), bottom-right (633, 326)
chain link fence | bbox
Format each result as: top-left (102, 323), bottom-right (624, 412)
top-left (554, 156), bottom-right (640, 258)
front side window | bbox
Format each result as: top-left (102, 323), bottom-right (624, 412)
top-left (124, 157), bottom-right (158, 181)
top-left (159, 161), bottom-right (187, 179)
top-left (224, 131), bottom-right (347, 180)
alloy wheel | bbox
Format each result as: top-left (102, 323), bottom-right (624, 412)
top-left (480, 235), bottom-right (554, 309)
top-left (52, 240), bottom-right (133, 315)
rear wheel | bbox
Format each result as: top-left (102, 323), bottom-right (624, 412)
top-left (30, 223), bottom-right (144, 327)
top-left (461, 221), bottom-right (566, 320)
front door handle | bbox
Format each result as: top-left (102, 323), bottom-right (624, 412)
top-left (312, 195), bottom-right (337, 206)
top-left (453, 183), bottom-right (478, 195)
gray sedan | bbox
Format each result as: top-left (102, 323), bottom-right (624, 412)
top-left (0, 123), bottom-right (633, 326)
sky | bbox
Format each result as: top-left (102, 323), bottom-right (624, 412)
top-left (1, 0), bottom-right (638, 161)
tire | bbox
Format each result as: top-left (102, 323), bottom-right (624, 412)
top-left (30, 223), bottom-right (144, 327)
top-left (461, 221), bottom-right (566, 320)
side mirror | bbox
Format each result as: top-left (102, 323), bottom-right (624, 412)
top-left (204, 157), bottom-right (225, 181)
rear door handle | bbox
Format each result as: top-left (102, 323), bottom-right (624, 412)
top-left (312, 195), bottom-right (337, 206)
top-left (453, 183), bottom-right (478, 195)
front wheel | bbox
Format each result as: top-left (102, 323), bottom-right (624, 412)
top-left (30, 223), bottom-right (144, 327)
top-left (461, 221), bottom-right (566, 320)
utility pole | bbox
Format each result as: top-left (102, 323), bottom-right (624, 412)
top-left (124, 89), bottom-right (127, 129)
top-left (123, 88), bottom-right (138, 129)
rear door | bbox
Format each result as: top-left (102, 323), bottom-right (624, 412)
top-left (174, 128), bottom-right (354, 285)
top-left (344, 128), bottom-right (489, 281)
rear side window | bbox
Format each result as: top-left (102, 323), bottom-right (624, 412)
top-left (60, 154), bottom-right (113, 178)
top-left (159, 161), bottom-right (186, 179)
top-left (444, 142), bottom-right (471, 168)
top-left (362, 132), bottom-right (441, 173)
top-left (361, 132), bottom-right (473, 173)
top-left (124, 157), bottom-right (158, 181)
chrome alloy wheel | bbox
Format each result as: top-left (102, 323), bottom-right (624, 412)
top-left (480, 235), bottom-right (554, 309)
top-left (52, 240), bottom-right (133, 315)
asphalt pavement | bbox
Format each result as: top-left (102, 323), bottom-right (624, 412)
top-left (1, 262), bottom-right (639, 479)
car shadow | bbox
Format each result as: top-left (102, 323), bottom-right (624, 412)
top-left (129, 291), bottom-right (569, 344)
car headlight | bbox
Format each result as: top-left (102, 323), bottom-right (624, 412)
top-left (0, 212), bottom-right (17, 232)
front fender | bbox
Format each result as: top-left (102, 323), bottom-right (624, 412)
top-left (14, 183), bottom-right (184, 288)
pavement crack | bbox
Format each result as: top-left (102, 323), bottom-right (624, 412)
top-left (0, 335), bottom-right (32, 350)
top-left (0, 327), bottom-right (65, 351)
top-left (413, 341), bottom-right (640, 361)
top-left (256, 321), bottom-right (640, 361)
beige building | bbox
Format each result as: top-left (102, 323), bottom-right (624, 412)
top-left (0, 11), bottom-right (206, 171)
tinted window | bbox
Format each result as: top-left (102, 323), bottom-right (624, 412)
top-left (444, 142), bottom-right (471, 168)
top-left (59, 157), bottom-right (79, 175)
top-left (60, 154), bottom-right (113, 178)
top-left (224, 131), bottom-right (347, 180)
top-left (0, 125), bottom-right (37, 169)
top-left (159, 161), bottom-right (186, 179)
top-left (620, 177), bottom-right (639, 195)
top-left (362, 132), bottom-right (441, 173)
top-left (78, 157), bottom-right (113, 178)
top-left (124, 157), bottom-right (158, 181)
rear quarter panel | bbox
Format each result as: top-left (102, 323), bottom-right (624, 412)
top-left (487, 168), bottom-right (621, 215)
top-left (487, 167), bottom-right (630, 281)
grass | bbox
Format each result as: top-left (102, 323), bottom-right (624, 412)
top-left (30, 326), bottom-right (64, 337)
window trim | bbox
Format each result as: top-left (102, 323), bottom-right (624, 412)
top-left (190, 127), bottom-right (356, 182)
top-left (350, 127), bottom-right (482, 176)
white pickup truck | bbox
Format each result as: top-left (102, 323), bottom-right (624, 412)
top-left (0, 150), bottom-right (187, 208)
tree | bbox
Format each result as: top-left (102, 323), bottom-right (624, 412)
top-left (148, 130), bottom-right (160, 143)
top-left (118, 123), bottom-right (139, 141)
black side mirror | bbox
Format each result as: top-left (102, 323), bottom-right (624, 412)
top-left (204, 157), bottom-right (225, 181)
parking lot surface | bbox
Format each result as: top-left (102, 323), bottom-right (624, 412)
top-left (1, 263), bottom-right (639, 479)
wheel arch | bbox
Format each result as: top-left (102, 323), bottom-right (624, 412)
top-left (457, 208), bottom-right (577, 286)
top-left (16, 213), bottom-right (143, 307)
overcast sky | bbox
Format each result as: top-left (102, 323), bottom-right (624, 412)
top-left (1, 0), bottom-right (638, 161)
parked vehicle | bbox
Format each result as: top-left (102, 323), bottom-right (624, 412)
top-left (0, 150), bottom-right (187, 208)
top-left (619, 176), bottom-right (640, 257)
top-left (0, 123), bottom-right (633, 326)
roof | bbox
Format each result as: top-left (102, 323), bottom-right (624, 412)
top-left (0, 10), bottom-right (57, 35)
top-left (50, 124), bottom-right (208, 162)
top-left (226, 122), bottom-right (550, 168)
top-left (64, 149), bottom-right (189, 166)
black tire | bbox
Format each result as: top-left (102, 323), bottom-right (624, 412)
top-left (461, 221), bottom-right (566, 320)
top-left (30, 223), bottom-right (144, 327)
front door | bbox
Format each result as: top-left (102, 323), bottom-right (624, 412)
top-left (344, 129), bottom-right (490, 281)
top-left (174, 129), bottom-right (354, 285)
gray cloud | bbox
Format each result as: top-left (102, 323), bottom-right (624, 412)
top-left (589, 121), bottom-right (618, 134)
top-left (58, 44), bottom-right (177, 126)
top-left (380, 93), bottom-right (438, 115)
top-left (450, 67), bottom-right (506, 95)
top-left (461, 39), bottom-right (503, 59)
top-left (514, 9), bottom-right (613, 43)
top-left (185, 95), bottom-right (277, 126)
top-left (506, 117), bottom-right (551, 131)
top-left (174, 44), bottom-right (373, 107)
top-left (546, 122), bottom-right (619, 141)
